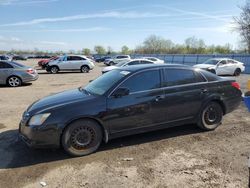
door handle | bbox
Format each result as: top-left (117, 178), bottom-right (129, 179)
top-left (155, 95), bottom-right (165, 102)
top-left (201, 88), bottom-right (208, 93)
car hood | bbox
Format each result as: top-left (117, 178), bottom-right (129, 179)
top-left (27, 88), bottom-right (96, 114)
top-left (103, 66), bottom-right (118, 72)
top-left (193, 64), bottom-right (216, 69)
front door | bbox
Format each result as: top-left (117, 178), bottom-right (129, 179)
top-left (105, 69), bottom-right (166, 133)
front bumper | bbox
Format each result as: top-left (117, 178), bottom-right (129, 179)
top-left (19, 121), bottom-right (61, 148)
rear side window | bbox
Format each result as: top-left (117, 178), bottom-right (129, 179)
top-left (141, 60), bottom-right (153, 64)
top-left (0, 62), bottom-right (13, 69)
top-left (164, 69), bottom-right (197, 87)
top-left (127, 61), bottom-right (140, 65)
top-left (120, 70), bottom-right (160, 93)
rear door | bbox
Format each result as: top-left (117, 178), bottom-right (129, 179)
top-left (0, 62), bottom-right (13, 84)
top-left (163, 68), bottom-right (207, 122)
top-left (106, 69), bottom-right (166, 133)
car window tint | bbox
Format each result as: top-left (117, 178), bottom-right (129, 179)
top-left (141, 60), bottom-right (153, 64)
top-left (127, 61), bottom-right (140, 65)
top-left (120, 70), bottom-right (160, 93)
top-left (194, 71), bottom-right (206, 82)
top-left (220, 60), bottom-right (227, 65)
top-left (164, 69), bottom-right (197, 86)
top-left (0, 61), bottom-right (13, 69)
top-left (199, 70), bottom-right (220, 81)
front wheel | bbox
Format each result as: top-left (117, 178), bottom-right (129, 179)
top-left (62, 119), bottom-right (103, 157)
top-left (50, 66), bottom-right (59, 74)
top-left (234, 68), bottom-right (241, 76)
top-left (197, 102), bottom-right (223, 131)
top-left (109, 61), bottom-right (115, 66)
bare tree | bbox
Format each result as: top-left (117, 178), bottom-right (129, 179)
top-left (235, 1), bottom-right (250, 53)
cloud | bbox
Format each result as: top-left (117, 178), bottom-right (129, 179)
top-left (0, 36), bottom-right (68, 51)
top-left (0, 0), bottom-right (58, 5)
top-left (0, 27), bottom-right (110, 33)
top-left (0, 11), bottom-right (171, 27)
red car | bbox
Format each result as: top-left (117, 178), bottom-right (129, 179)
top-left (38, 56), bottom-right (59, 69)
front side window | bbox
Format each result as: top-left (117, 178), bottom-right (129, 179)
top-left (164, 69), bottom-right (197, 87)
top-left (119, 70), bottom-right (160, 93)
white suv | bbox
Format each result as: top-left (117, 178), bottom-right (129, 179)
top-left (47, 55), bottom-right (95, 74)
top-left (104, 55), bottom-right (130, 66)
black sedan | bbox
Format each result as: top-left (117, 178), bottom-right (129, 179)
top-left (19, 64), bottom-right (242, 156)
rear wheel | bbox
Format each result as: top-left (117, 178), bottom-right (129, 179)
top-left (62, 119), bottom-right (103, 156)
top-left (81, 65), bottom-right (90, 73)
top-left (7, 76), bottom-right (22, 87)
top-left (234, 68), bottom-right (241, 76)
top-left (50, 66), bottom-right (59, 74)
top-left (197, 102), bottom-right (223, 131)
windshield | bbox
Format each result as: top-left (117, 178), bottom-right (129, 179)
top-left (84, 70), bottom-right (130, 95)
top-left (10, 61), bottom-right (25, 67)
top-left (203, 59), bottom-right (219, 65)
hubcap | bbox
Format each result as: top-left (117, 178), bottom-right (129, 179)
top-left (204, 106), bottom-right (218, 124)
top-left (9, 77), bottom-right (20, 87)
top-left (70, 126), bottom-right (95, 150)
top-left (51, 67), bottom-right (58, 73)
top-left (82, 67), bottom-right (88, 73)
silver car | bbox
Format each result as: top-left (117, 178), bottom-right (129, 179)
top-left (0, 61), bottom-right (39, 87)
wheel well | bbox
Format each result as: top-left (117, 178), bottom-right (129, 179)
top-left (61, 117), bottom-right (108, 146)
top-left (6, 75), bottom-right (22, 84)
top-left (210, 100), bottom-right (226, 115)
top-left (51, 65), bottom-right (60, 70)
top-left (81, 65), bottom-right (90, 69)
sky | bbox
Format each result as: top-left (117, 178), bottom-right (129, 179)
top-left (0, 0), bottom-right (246, 52)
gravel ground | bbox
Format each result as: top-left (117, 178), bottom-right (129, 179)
top-left (0, 59), bottom-right (249, 188)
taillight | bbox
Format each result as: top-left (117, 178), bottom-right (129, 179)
top-left (231, 82), bottom-right (240, 90)
top-left (27, 68), bottom-right (35, 74)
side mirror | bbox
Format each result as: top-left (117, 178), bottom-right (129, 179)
top-left (89, 80), bottom-right (93, 83)
top-left (112, 88), bottom-right (129, 98)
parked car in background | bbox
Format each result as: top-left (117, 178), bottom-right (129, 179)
top-left (104, 55), bottom-right (130, 66)
top-left (38, 56), bottom-right (59, 69)
top-left (193, 58), bottom-right (245, 76)
top-left (19, 64), bottom-right (242, 156)
top-left (0, 55), bottom-right (9, 61)
top-left (0, 61), bottom-right (38, 87)
top-left (102, 59), bottom-right (155, 73)
top-left (95, 56), bottom-right (112, 63)
top-left (142, 57), bottom-right (165, 64)
top-left (12, 55), bottom-right (27, 61)
top-left (46, 55), bottom-right (95, 74)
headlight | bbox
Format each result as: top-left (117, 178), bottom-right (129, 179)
top-left (28, 113), bottom-right (51, 126)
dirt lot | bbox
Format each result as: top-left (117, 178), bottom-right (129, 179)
top-left (0, 59), bottom-right (250, 188)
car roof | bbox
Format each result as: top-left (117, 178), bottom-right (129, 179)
top-left (116, 64), bottom-right (190, 72)
top-left (208, 58), bottom-right (232, 61)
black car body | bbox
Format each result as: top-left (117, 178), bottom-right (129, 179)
top-left (19, 64), bottom-right (242, 156)
top-left (95, 56), bottom-right (112, 63)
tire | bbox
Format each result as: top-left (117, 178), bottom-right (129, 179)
top-left (197, 102), bottom-right (223, 131)
top-left (234, 68), bottom-right (241, 76)
top-left (81, 65), bottom-right (90, 73)
top-left (62, 119), bottom-right (103, 157)
top-left (50, 66), bottom-right (59, 74)
top-left (109, 61), bottom-right (115, 66)
top-left (7, 76), bottom-right (22, 87)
